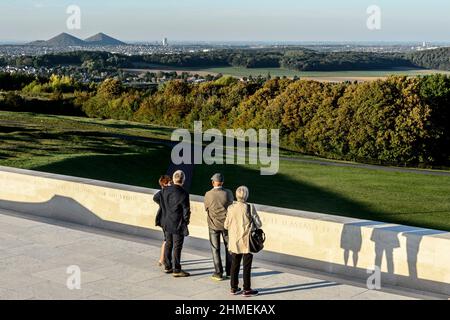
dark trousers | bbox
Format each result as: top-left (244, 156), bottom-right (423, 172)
top-left (230, 253), bottom-right (253, 291)
top-left (164, 231), bottom-right (185, 272)
top-left (209, 229), bottom-right (232, 276)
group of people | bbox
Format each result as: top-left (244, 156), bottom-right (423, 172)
top-left (153, 170), bottom-right (262, 297)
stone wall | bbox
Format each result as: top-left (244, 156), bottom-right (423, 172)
top-left (0, 166), bottom-right (449, 296)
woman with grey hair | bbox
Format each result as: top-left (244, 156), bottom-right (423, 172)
top-left (224, 186), bottom-right (262, 297)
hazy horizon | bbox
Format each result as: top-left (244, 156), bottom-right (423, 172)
top-left (2, 37), bottom-right (450, 46)
top-left (1, 0), bottom-right (450, 43)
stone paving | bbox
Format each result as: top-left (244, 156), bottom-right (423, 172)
top-left (0, 209), bottom-right (434, 300)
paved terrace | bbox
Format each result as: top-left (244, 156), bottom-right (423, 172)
top-left (0, 209), bottom-right (438, 300)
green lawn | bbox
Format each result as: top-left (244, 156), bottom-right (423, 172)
top-left (1, 111), bottom-right (449, 231)
top-left (195, 67), bottom-right (440, 78)
top-left (132, 65), bottom-right (450, 79)
top-left (0, 111), bottom-right (172, 188)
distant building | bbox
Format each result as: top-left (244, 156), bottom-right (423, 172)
top-left (162, 37), bottom-right (168, 46)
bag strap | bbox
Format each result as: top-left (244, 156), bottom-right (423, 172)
top-left (246, 203), bottom-right (256, 231)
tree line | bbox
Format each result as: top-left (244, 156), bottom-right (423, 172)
top-left (1, 72), bottom-right (449, 167)
top-left (406, 47), bottom-right (450, 71)
top-left (5, 47), bottom-right (450, 72)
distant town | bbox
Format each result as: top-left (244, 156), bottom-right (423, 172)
top-left (0, 32), bottom-right (446, 57)
top-left (1, 32), bottom-right (449, 86)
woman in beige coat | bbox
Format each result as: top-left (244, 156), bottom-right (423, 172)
top-left (224, 186), bottom-right (262, 297)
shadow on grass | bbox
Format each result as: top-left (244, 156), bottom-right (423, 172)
top-left (99, 122), bottom-right (175, 136)
top-left (1, 121), bottom-right (174, 158)
top-left (1, 126), bottom-right (174, 169)
top-left (38, 114), bottom-right (175, 135)
top-left (0, 125), bottom-right (39, 134)
top-left (0, 132), bottom-right (40, 144)
top-left (191, 163), bottom-right (379, 220)
top-left (31, 148), bottom-right (171, 189)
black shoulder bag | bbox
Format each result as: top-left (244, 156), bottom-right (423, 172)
top-left (247, 204), bottom-right (266, 253)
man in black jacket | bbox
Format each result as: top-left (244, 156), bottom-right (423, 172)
top-left (153, 170), bottom-right (191, 277)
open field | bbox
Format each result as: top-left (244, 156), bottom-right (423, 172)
top-left (124, 66), bottom-right (450, 82)
top-left (1, 111), bottom-right (450, 231)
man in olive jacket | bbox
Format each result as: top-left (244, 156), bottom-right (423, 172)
top-left (204, 173), bottom-right (234, 281)
top-left (154, 170), bottom-right (191, 277)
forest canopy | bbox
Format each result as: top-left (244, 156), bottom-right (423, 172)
top-left (1, 72), bottom-right (449, 167)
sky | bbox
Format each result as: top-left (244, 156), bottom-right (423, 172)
top-left (1, 0), bottom-right (450, 42)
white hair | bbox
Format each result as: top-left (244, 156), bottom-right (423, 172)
top-left (236, 186), bottom-right (249, 202)
top-left (172, 170), bottom-right (185, 185)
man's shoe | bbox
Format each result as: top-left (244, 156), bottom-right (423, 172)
top-left (173, 270), bottom-right (191, 277)
top-left (242, 289), bottom-right (259, 297)
top-left (224, 275), bottom-right (231, 280)
top-left (230, 288), bottom-right (242, 295)
top-left (164, 268), bottom-right (173, 274)
top-left (211, 273), bottom-right (223, 281)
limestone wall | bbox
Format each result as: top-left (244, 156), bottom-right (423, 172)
top-left (0, 165), bottom-right (449, 296)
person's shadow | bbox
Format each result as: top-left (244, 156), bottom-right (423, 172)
top-left (402, 229), bottom-right (447, 279)
top-left (340, 221), bottom-right (383, 267)
top-left (370, 225), bottom-right (408, 274)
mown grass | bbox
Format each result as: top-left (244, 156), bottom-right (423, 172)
top-left (1, 111), bottom-right (449, 231)
top-left (0, 111), bottom-right (172, 189)
top-left (171, 66), bottom-right (450, 79)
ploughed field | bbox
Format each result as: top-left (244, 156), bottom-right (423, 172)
top-left (1, 111), bottom-right (449, 231)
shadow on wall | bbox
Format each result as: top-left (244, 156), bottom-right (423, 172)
top-left (402, 228), bottom-right (447, 280)
top-left (0, 194), bottom-right (449, 296)
top-left (339, 221), bottom-right (448, 291)
top-left (340, 221), bottom-right (384, 268)
top-left (0, 195), bottom-right (162, 240)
